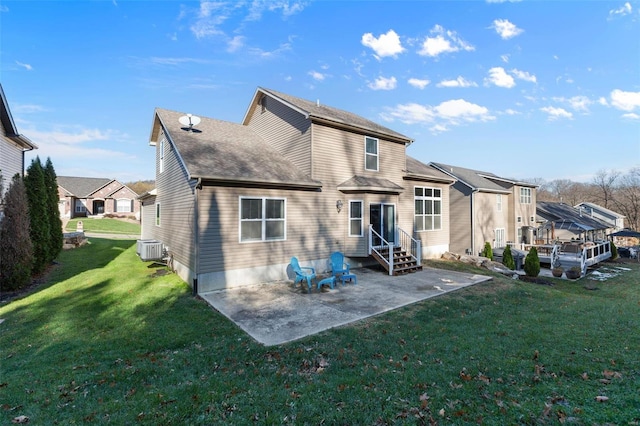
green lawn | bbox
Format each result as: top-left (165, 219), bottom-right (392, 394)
top-left (0, 241), bottom-right (638, 424)
top-left (65, 217), bottom-right (141, 235)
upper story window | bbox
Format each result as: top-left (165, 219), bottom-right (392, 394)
top-left (520, 187), bottom-right (532, 204)
top-left (349, 200), bottom-right (363, 237)
top-left (365, 136), bottom-right (378, 171)
top-left (240, 197), bottom-right (286, 242)
top-left (414, 187), bottom-right (442, 231)
top-left (496, 194), bottom-right (502, 212)
top-left (159, 137), bottom-right (165, 174)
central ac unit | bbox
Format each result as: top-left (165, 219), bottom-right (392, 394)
top-left (138, 240), bottom-right (163, 261)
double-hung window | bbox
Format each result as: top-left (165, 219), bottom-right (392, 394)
top-left (414, 187), bottom-right (442, 231)
top-left (75, 199), bottom-right (87, 213)
top-left (495, 228), bottom-right (506, 248)
top-left (240, 197), bottom-right (286, 242)
top-left (520, 187), bottom-right (532, 204)
top-left (496, 194), bottom-right (502, 212)
top-left (116, 198), bottom-right (132, 213)
top-left (155, 203), bottom-right (161, 226)
top-left (349, 201), bottom-right (363, 237)
top-left (365, 136), bottom-right (378, 171)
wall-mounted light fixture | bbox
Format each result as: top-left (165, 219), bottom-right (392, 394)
top-left (336, 200), bottom-right (343, 213)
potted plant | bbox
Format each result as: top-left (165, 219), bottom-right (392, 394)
top-left (551, 259), bottom-right (563, 277)
top-left (565, 266), bottom-right (582, 280)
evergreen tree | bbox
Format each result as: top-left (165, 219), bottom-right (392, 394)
top-left (24, 157), bottom-right (51, 274)
top-left (524, 246), bottom-right (541, 277)
top-left (502, 245), bottom-right (516, 270)
top-left (44, 158), bottom-right (63, 262)
top-left (0, 174), bottom-right (34, 290)
top-left (610, 241), bottom-right (618, 260)
top-left (482, 242), bottom-right (493, 260)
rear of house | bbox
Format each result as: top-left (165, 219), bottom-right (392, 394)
top-left (141, 87), bottom-right (454, 292)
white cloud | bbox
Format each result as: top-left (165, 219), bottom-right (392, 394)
top-left (150, 57), bottom-right (211, 66)
top-left (308, 70), bottom-right (326, 81)
top-left (381, 98), bottom-right (494, 133)
top-left (16, 61), bottom-right (33, 71)
top-left (540, 106), bottom-right (573, 120)
top-left (491, 19), bottom-right (523, 39)
top-left (609, 2), bottom-right (632, 18)
top-left (501, 54), bottom-right (510, 63)
top-left (485, 67), bottom-right (515, 88)
top-left (368, 76), bottom-right (397, 91)
top-left (511, 69), bottom-right (537, 83)
top-left (13, 104), bottom-right (46, 114)
top-left (554, 96), bottom-right (592, 112)
top-left (361, 29), bottom-right (405, 59)
top-left (437, 76), bottom-right (478, 88)
top-left (622, 112), bottom-right (640, 120)
top-left (246, 0), bottom-right (307, 20)
top-left (598, 97), bottom-right (609, 106)
top-left (227, 35), bottom-right (245, 52)
top-left (610, 89), bottom-right (640, 111)
top-left (504, 108), bottom-right (520, 115)
top-left (408, 78), bottom-right (430, 89)
top-left (418, 25), bottom-right (474, 58)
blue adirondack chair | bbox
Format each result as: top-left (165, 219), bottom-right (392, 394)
top-left (290, 257), bottom-right (316, 291)
top-left (330, 252), bottom-right (350, 277)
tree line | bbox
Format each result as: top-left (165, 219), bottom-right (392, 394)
top-left (529, 167), bottom-right (640, 231)
top-left (0, 157), bottom-right (63, 292)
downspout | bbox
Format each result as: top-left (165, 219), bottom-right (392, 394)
top-left (193, 178), bottom-right (202, 296)
top-left (471, 189), bottom-right (478, 255)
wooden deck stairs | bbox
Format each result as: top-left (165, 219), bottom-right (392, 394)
top-left (371, 246), bottom-right (423, 276)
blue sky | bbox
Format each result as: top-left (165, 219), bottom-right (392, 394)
top-left (1, 0), bottom-right (639, 183)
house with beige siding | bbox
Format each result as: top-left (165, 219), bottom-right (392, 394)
top-left (0, 84), bottom-right (37, 198)
top-left (429, 162), bottom-right (537, 256)
top-left (140, 87), bottom-right (455, 293)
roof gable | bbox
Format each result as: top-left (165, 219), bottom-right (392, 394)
top-left (243, 87), bottom-right (413, 144)
top-left (0, 84), bottom-right (37, 150)
top-left (57, 176), bottom-right (114, 197)
top-left (153, 108), bottom-right (321, 189)
top-left (405, 156), bottom-right (455, 184)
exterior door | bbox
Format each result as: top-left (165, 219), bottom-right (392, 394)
top-left (370, 203), bottom-right (395, 246)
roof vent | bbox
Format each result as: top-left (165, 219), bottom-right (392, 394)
top-left (179, 114), bottom-right (201, 132)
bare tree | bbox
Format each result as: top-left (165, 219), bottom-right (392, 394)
top-left (613, 167), bottom-right (640, 230)
top-left (591, 169), bottom-right (620, 209)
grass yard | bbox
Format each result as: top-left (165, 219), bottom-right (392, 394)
top-left (65, 218), bottom-right (141, 235)
top-left (0, 240), bottom-right (638, 425)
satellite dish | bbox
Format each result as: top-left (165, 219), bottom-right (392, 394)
top-left (178, 114), bottom-right (201, 131)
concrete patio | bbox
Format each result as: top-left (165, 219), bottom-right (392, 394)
top-left (200, 267), bottom-right (492, 346)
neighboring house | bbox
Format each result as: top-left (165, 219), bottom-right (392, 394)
top-left (536, 201), bottom-right (613, 242)
top-left (57, 176), bottom-right (140, 219)
top-left (140, 87), bottom-right (455, 292)
top-left (429, 162), bottom-right (538, 256)
top-left (574, 202), bottom-right (625, 231)
top-left (0, 84), bottom-right (37, 198)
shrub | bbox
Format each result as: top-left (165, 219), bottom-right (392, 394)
top-left (502, 245), bottom-right (516, 270)
top-left (0, 174), bottom-right (34, 290)
top-left (610, 241), bottom-right (618, 260)
top-left (524, 246), bottom-right (540, 277)
top-left (482, 242), bottom-right (493, 261)
top-left (44, 158), bottom-right (63, 263)
top-left (24, 157), bottom-right (51, 274)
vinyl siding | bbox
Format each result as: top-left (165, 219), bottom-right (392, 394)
top-left (311, 124), bottom-right (406, 257)
top-left (153, 131), bottom-right (197, 273)
top-left (473, 192), bottom-right (503, 253)
top-left (244, 95), bottom-right (312, 176)
top-left (512, 185), bottom-right (537, 243)
top-left (0, 130), bottom-right (24, 194)
top-left (140, 195), bottom-right (157, 240)
top-left (448, 182), bottom-right (473, 254)
top-left (398, 181), bottom-right (450, 257)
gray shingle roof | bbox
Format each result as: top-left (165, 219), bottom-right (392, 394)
top-left (430, 162), bottom-right (530, 193)
top-left (337, 175), bottom-right (404, 193)
top-left (257, 88), bottom-right (413, 144)
top-left (155, 108), bottom-right (321, 188)
top-left (405, 156), bottom-right (455, 183)
top-left (57, 176), bottom-right (113, 197)
top-left (1, 83), bottom-right (37, 150)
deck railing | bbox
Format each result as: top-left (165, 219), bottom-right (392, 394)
top-left (512, 240), bottom-right (612, 276)
top-left (368, 226), bottom-right (422, 276)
